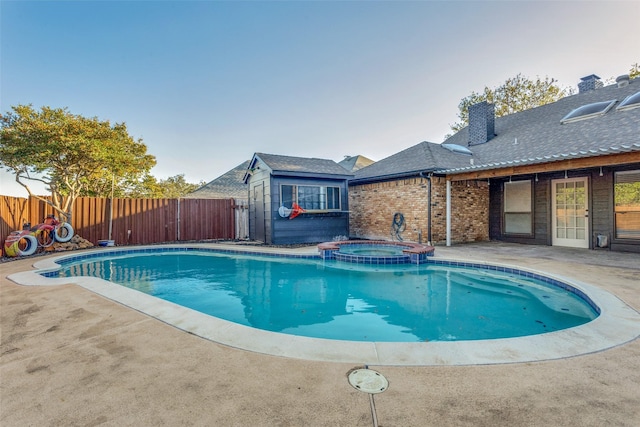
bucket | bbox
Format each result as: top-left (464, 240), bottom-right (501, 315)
top-left (97, 240), bottom-right (115, 247)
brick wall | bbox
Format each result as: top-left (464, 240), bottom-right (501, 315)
top-left (349, 176), bottom-right (489, 244)
top-left (468, 101), bottom-right (495, 146)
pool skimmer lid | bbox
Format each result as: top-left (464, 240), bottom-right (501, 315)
top-left (348, 369), bottom-right (388, 394)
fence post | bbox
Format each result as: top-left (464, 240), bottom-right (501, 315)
top-left (177, 198), bottom-right (181, 241)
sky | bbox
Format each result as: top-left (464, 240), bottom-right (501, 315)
top-left (1, 0), bottom-right (639, 197)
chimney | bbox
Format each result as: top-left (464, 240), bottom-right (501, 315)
top-left (468, 101), bottom-right (495, 146)
top-left (616, 74), bottom-right (630, 88)
top-left (578, 74), bottom-right (603, 93)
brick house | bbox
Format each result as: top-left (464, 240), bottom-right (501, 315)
top-left (349, 74), bottom-right (640, 253)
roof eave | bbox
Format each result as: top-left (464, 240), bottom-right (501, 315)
top-left (350, 168), bottom-right (440, 185)
top-left (272, 170), bottom-right (354, 180)
top-left (441, 144), bottom-right (640, 175)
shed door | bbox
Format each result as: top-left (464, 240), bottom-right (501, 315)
top-left (253, 183), bottom-right (266, 242)
top-left (552, 177), bottom-right (589, 248)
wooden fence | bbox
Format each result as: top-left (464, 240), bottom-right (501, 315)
top-left (1, 196), bottom-right (242, 250)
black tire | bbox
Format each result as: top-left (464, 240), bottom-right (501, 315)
top-left (37, 228), bottom-right (54, 247)
top-left (54, 223), bottom-right (74, 243)
top-left (17, 235), bottom-right (38, 256)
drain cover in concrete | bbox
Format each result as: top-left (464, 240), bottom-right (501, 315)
top-left (348, 369), bottom-right (388, 394)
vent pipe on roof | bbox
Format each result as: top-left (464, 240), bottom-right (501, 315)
top-left (578, 74), bottom-right (603, 93)
top-left (468, 101), bottom-right (495, 146)
top-left (616, 74), bottom-right (630, 88)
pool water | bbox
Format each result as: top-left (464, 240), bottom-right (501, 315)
top-left (58, 252), bottom-right (598, 342)
top-left (337, 244), bottom-right (405, 256)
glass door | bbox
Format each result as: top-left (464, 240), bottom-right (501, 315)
top-left (552, 177), bottom-right (589, 248)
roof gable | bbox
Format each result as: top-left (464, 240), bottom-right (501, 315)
top-left (353, 141), bottom-right (476, 183)
top-left (338, 155), bottom-right (375, 172)
top-left (185, 160), bottom-right (250, 199)
top-left (257, 152), bottom-right (352, 175)
top-left (244, 152), bottom-right (354, 183)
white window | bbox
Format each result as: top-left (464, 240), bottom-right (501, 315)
top-left (615, 170), bottom-right (640, 239)
top-left (280, 184), bottom-right (341, 211)
top-left (504, 180), bottom-right (532, 235)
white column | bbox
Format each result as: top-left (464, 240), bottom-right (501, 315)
top-left (446, 179), bottom-right (451, 247)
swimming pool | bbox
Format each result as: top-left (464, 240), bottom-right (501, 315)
top-left (10, 244), bottom-right (640, 365)
top-left (53, 250), bottom-right (597, 342)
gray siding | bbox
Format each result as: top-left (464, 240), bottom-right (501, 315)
top-left (533, 178), bottom-right (550, 244)
top-left (590, 169), bottom-right (613, 249)
top-left (269, 176), bottom-right (349, 245)
top-left (488, 183), bottom-right (502, 240)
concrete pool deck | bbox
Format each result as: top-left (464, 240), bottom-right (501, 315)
top-left (1, 242), bottom-right (639, 426)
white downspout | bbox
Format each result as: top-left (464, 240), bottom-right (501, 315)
top-left (446, 179), bottom-right (451, 247)
top-left (108, 173), bottom-right (114, 241)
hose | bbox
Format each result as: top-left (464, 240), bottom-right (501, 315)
top-left (391, 212), bottom-right (406, 241)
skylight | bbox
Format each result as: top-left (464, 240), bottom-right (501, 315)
top-left (560, 100), bottom-right (616, 124)
top-left (616, 91), bottom-right (640, 111)
top-left (442, 144), bottom-right (473, 155)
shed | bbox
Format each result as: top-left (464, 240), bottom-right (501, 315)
top-left (243, 153), bottom-right (353, 244)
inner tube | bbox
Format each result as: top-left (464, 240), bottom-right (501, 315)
top-left (15, 234), bottom-right (38, 256)
top-left (54, 222), bottom-right (74, 243)
top-left (37, 228), bottom-right (55, 247)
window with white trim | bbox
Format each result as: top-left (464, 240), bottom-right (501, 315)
top-left (280, 184), bottom-right (341, 211)
top-left (617, 91), bottom-right (640, 112)
top-left (560, 100), bottom-right (616, 124)
top-left (615, 170), bottom-right (640, 239)
top-left (504, 180), bottom-right (532, 235)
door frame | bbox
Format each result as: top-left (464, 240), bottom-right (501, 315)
top-left (252, 182), bottom-right (266, 243)
top-left (551, 176), bottom-right (589, 248)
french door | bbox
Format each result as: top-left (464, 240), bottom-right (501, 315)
top-left (552, 177), bottom-right (589, 248)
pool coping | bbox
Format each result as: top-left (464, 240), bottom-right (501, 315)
top-left (7, 243), bottom-right (640, 366)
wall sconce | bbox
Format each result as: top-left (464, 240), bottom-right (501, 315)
top-left (599, 167), bottom-right (603, 177)
top-left (535, 173), bottom-right (539, 182)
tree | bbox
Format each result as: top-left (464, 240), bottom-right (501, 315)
top-left (448, 74), bottom-right (571, 135)
top-left (154, 174), bottom-right (204, 198)
top-left (0, 105), bottom-right (156, 222)
top-left (126, 174), bottom-right (204, 198)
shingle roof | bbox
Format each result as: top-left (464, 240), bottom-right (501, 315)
top-left (441, 77), bottom-right (640, 174)
top-left (338, 155), bottom-right (375, 172)
top-left (353, 77), bottom-right (640, 183)
top-left (184, 160), bottom-right (249, 199)
top-left (352, 141), bottom-right (475, 183)
top-left (254, 153), bottom-right (354, 176)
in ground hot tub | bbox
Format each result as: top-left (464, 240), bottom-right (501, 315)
top-left (318, 240), bottom-right (435, 265)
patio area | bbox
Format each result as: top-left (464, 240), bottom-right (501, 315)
top-left (1, 242), bottom-right (639, 426)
